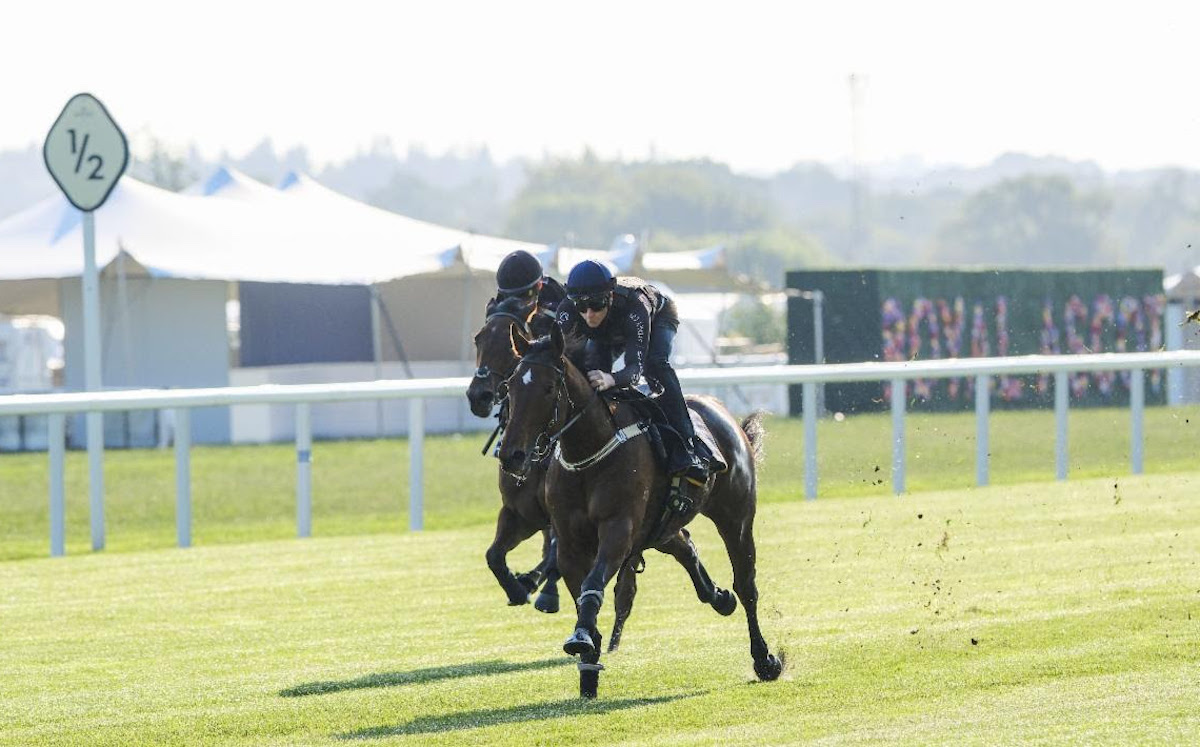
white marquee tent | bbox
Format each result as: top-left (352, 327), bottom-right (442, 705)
top-left (0, 168), bottom-right (752, 443)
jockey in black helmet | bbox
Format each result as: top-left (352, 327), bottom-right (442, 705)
top-left (556, 259), bottom-right (708, 485)
top-left (490, 250), bottom-right (566, 327)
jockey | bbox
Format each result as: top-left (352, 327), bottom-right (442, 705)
top-left (490, 250), bottom-right (566, 322)
top-left (556, 259), bottom-right (708, 486)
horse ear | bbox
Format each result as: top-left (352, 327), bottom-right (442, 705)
top-left (510, 324), bottom-right (530, 357)
top-left (551, 322), bottom-right (564, 356)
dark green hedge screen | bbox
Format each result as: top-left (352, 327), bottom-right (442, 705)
top-left (786, 269), bottom-right (1166, 414)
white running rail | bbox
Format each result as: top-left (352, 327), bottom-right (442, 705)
top-left (4, 350), bottom-right (1200, 557)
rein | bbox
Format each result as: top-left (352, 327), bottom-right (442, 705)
top-left (513, 358), bottom-right (592, 464)
top-left (513, 357), bottom-right (648, 472)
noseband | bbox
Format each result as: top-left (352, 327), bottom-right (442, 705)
top-left (473, 309), bottom-right (535, 411)
top-left (473, 363), bottom-right (510, 411)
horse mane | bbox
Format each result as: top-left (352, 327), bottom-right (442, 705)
top-left (561, 328), bottom-right (588, 371)
top-left (527, 327), bottom-right (588, 371)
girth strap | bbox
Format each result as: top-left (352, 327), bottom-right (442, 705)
top-left (554, 422), bottom-right (649, 472)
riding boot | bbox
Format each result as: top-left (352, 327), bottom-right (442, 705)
top-left (666, 442), bottom-right (707, 486)
top-left (658, 379), bottom-right (708, 486)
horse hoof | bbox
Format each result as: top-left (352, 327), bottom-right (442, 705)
top-left (534, 592), bottom-right (559, 614)
top-left (515, 572), bottom-right (540, 594)
top-left (754, 654), bottom-right (783, 681)
top-left (712, 589), bottom-right (738, 616)
top-left (563, 628), bottom-right (596, 657)
top-left (506, 590), bottom-right (530, 606)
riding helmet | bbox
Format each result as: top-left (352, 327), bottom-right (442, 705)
top-left (565, 259), bottom-right (616, 300)
top-left (496, 250), bottom-right (544, 294)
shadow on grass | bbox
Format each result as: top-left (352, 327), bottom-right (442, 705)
top-left (280, 658), bottom-right (571, 698)
top-left (337, 693), bottom-right (696, 739)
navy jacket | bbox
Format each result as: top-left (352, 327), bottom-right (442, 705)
top-left (556, 277), bottom-right (678, 388)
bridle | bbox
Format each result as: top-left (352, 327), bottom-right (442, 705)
top-left (505, 356), bottom-right (589, 472)
top-left (473, 309), bottom-right (535, 413)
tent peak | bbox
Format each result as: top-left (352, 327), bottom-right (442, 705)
top-left (186, 165), bottom-right (278, 197)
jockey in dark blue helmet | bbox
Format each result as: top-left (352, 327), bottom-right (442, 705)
top-left (556, 259), bottom-right (708, 485)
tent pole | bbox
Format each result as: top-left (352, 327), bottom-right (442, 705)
top-left (370, 285), bottom-right (384, 437)
top-left (374, 289), bottom-right (413, 379)
top-left (460, 262), bottom-right (476, 434)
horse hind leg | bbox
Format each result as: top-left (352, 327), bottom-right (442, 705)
top-left (713, 515), bottom-right (782, 681)
top-left (607, 555), bottom-right (641, 652)
top-left (513, 536), bottom-right (549, 592)
top-left (517, 531), bottom-right (559, 613)
top-left (534, 536), bottom-right (561, 614)
top-left (658, 529), bottom-right (738, 617)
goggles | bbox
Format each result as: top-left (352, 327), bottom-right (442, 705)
top-left (573, 296), bottom-right (609, 312)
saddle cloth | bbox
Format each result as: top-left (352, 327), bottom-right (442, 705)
top-left (688, 405), bottom-right (728, 474)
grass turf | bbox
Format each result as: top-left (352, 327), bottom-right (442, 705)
top-left (3, 406), bottom-right (1200, 561)
top-left (2, 471), bottom-right (1199, 745)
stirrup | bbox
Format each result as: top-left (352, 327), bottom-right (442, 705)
top-left (668, 477), bottom-right (693, 514)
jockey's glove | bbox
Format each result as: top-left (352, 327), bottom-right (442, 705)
top-left (587, 371), bottom-right (616, 391)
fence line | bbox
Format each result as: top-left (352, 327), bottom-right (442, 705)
top-left (4, 350), bottom-right (1200, 557)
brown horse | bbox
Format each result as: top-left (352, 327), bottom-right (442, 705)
top-left (466, 299), bottom-right (732, 648)
top-left (466, 296), bottom-right (562, 612)
top-left (500, 324), bottom-right (783, 698)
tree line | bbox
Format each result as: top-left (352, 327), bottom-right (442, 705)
top-left (9, 138), bottom-right (1197, 291)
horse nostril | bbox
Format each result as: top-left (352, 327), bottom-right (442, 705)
top-left (467, 389), bottom-right (492, 412)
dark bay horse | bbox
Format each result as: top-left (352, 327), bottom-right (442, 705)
top-left (500, 325), bottom-right (783, 698)
top-left (466, 299), bottom-right (733, 651)
top-left (466, 296), bottom-right (562, 612)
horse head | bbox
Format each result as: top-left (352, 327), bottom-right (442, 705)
top-left (498, 324), bottom-right (573, 480)
top-left (467, 296), bottom-right (538, 418)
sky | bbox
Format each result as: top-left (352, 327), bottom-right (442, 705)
top-left (5, 0), bottom-right (1200, 175)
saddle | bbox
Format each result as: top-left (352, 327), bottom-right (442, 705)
top-left (602, 389), bottom-right (728, 475)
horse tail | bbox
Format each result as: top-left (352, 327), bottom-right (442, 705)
top-left (739, 410), bottom-right (767, 466)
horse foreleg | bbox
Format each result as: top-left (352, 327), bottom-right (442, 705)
top-left (485, 507), bottom-right (540, 606)
top-left (564, 516), bottom-right (634, 655)
top-left (607, 554), bottom-right (641, 652)
top-left (534, 534), bottom-right (561, 614)
top-left (563, 517), bottom-right (634, 698)
top-left (655, 528), bottom-right (737, 616)
top-left (714, 514), bottom-right (782, 681)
